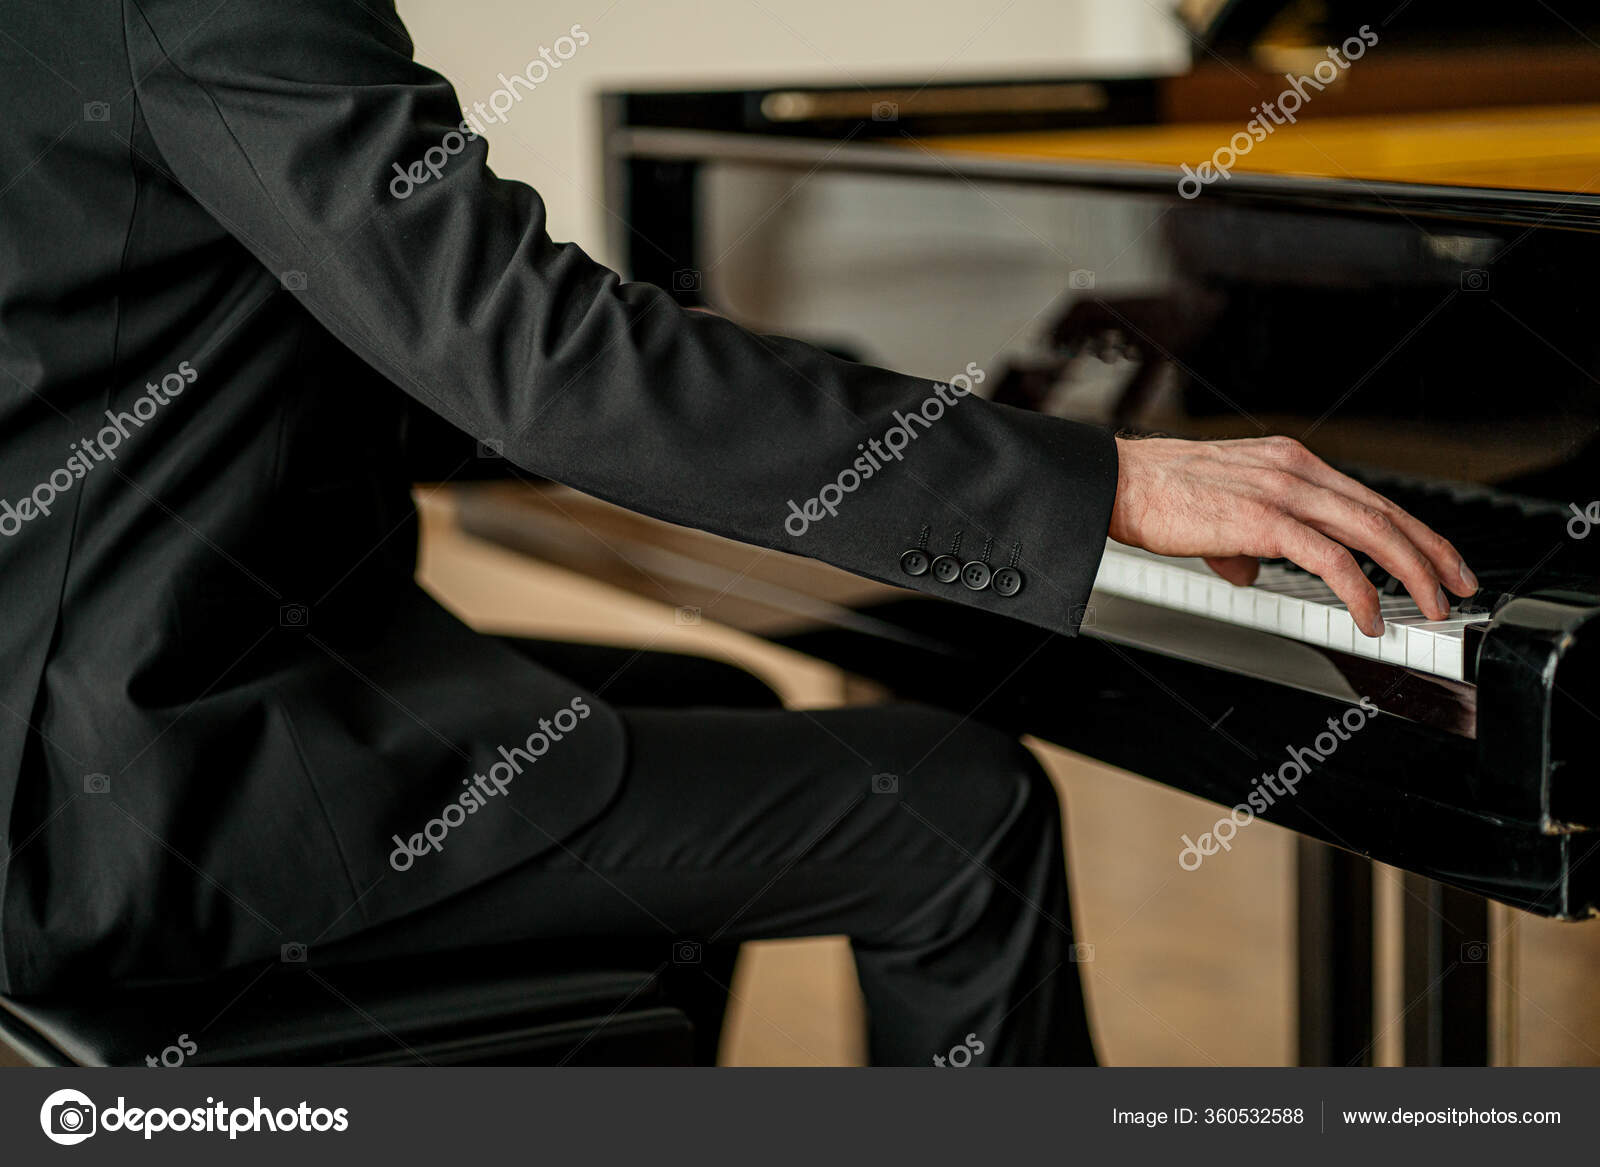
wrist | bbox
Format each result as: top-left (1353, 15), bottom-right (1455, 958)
top-left (1108, 436), bottom-right (1138, 545)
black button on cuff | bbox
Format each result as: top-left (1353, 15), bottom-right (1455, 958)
top-left (900, 549), bottom-right (930, 577)
top-left (960, 561), bottom-right (991, 591)
top-left (931, 555), bottom-right (962, 584)
top-left (992, 567), bottom-right (1024, 597)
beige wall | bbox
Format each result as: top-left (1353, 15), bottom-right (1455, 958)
top-left (394, 0), bottom-right (1187, 268)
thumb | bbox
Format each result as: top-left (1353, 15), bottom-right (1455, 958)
top-left (1204, 555), bottom-right (1260, 586)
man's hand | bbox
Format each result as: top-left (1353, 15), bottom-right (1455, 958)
top-left (1108, 436), bottom-right (1478, 637)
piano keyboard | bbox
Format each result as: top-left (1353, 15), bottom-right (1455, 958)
top-left (1090, 542), bottom-right (1491, 681)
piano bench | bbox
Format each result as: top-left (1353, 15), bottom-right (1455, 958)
top-left (0, 942), bottom-right (697, 1066)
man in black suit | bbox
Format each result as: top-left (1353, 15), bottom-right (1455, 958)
top-left (0, 1), bottom-right (1472, 1063)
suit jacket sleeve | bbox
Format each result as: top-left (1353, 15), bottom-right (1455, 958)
top-left (124, 0), bottom-right (1118, 636)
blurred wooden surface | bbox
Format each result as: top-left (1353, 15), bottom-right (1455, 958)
top-left (920, 105), bottom-right (1600, 193)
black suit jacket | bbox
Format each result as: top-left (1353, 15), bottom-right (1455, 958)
top-left (0, 0), bottom-right (1116, 993)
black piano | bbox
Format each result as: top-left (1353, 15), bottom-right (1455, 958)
top-left (446, 0), bottom-right (1600, 1065)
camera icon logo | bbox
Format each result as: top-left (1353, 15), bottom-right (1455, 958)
top-left (83, 101), bottom-right (111, 122)
top-left (671, 268), bottom-right (702, 293)
top-left (83, 773), bottom-right (111, 795)
top-left (477, 437), bottom-right (504, 459)
top-left (871, 101), bottom-right (899, 122)
top-left (1071, 604), bottom-right (1097, 629)
top-left (1069, 269), bottom-right (1096, 290)
top-left (279, 603), bottom-right (309, 628)
top-left (871, 772), bottom-right (899, 795)
top-left (1460, 941), bottom-right (1488, 963)
top-left (281, 270), bottom-right (308, 292)
top-left (1460, 268), bottom-right (1490, 292)
top-left (281, 941), bottom-right (308, 963)
top-left (675, 606), bottom-right (702, 626)
top-left (1070, 942), bottom-right (1096, 963)
top-left (40, 1088), bottom-right (97, 1145)
top-left (672, 940), bottom-right (702, 965)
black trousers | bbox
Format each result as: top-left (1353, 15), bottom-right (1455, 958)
top-left (319, 640), bottom-right (1097, 1066)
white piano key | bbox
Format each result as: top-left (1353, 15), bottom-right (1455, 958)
top-left (1376, 603), bottom-right (1437, 637)
top-left (1405, 626), bottom-right (1436, 674)
top-left (1434, 634), bottom-right (1464, 680)
top-left (1379, 623), bottom-right (1410, 663)
top-left (1301, 605), bottom-right (1329, 646)
top-left (1163, 569), bottom-right (1186, 606)
top-left (1351, 625), bottom-right (1384, 658)
top-left (1326, 610), bottom-right (1357, 654)
top-left (1090, 544), bottom-right (1486, 682)
top-left (1143, 567), bottom-right (1165, 600)
top-left (1231, 586), bottom-right (1255, 624)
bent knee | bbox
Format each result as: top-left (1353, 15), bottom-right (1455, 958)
top-left (881, 706), bottom-right (1059, 856)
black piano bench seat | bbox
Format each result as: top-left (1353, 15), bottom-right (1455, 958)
top-left (0, 942), bottom-right (697, 1067)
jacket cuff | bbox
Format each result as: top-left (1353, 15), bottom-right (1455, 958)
top-left (884, 414), bottom-right (1118, 638)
